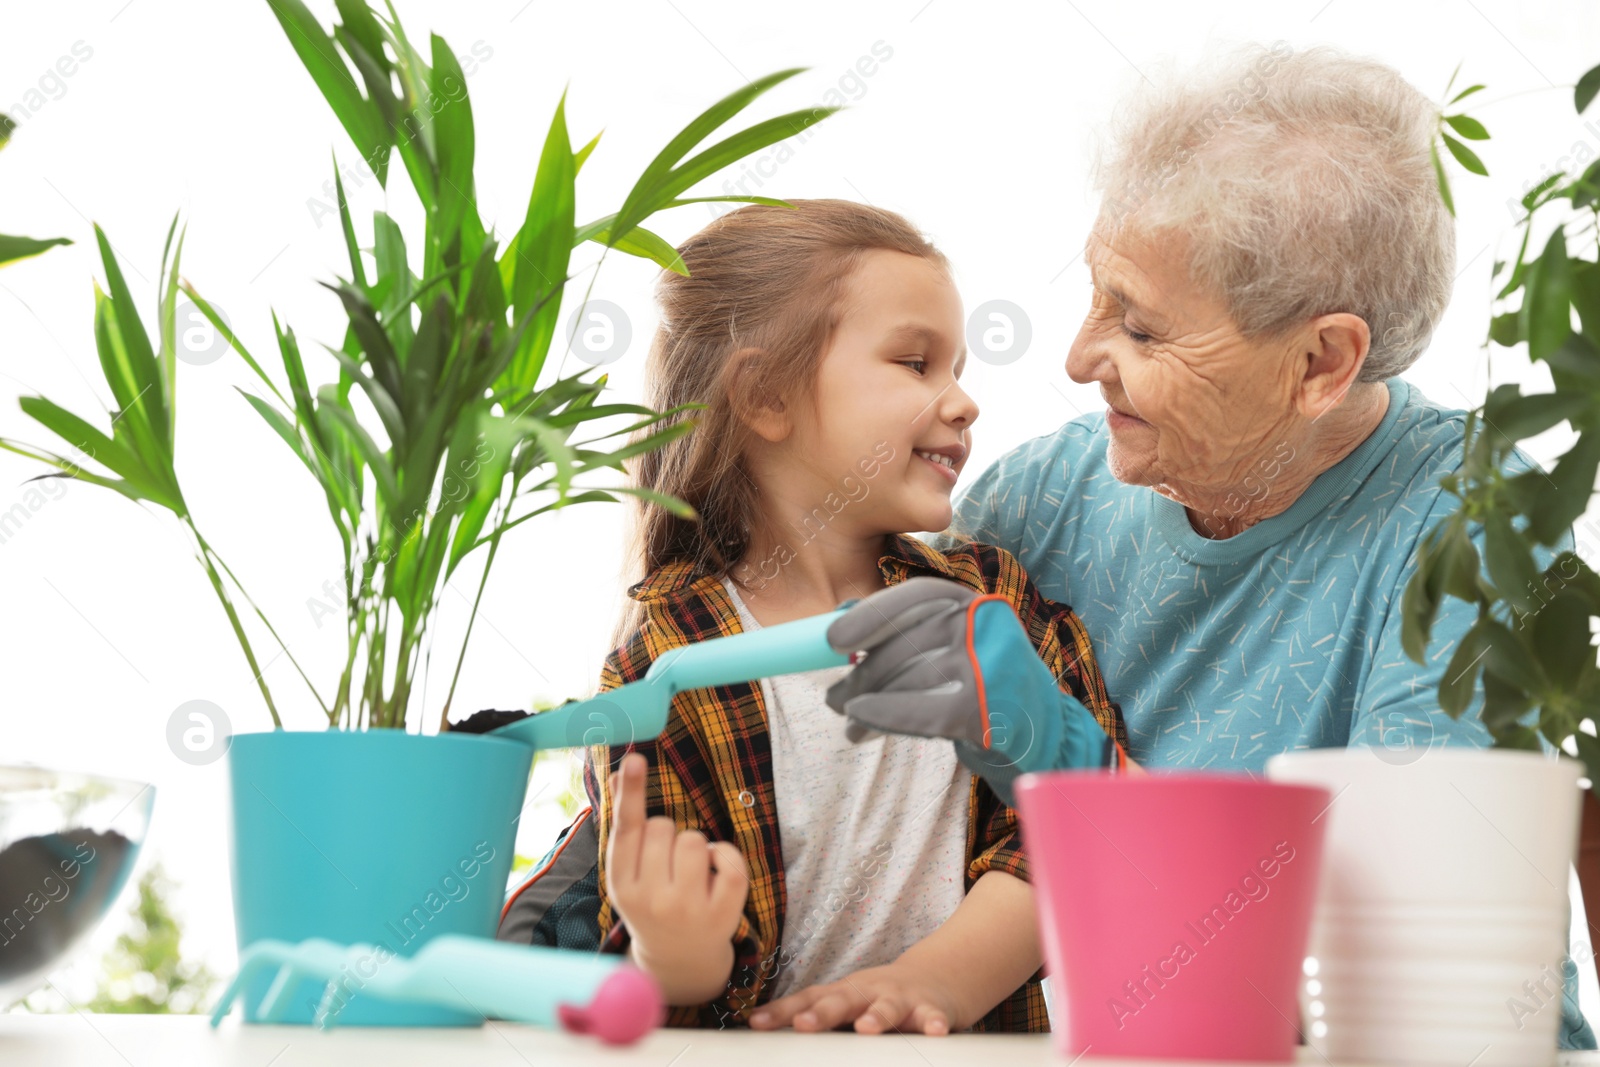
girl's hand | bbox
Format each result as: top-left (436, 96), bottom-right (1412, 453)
top-left (605, 751), bottom-right (749, 1004)
top-left (747, 961), bottom-right (967, 1035)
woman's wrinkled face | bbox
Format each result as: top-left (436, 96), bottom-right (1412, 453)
top-left (784, 249), bottom-right (977, 537)
top-left (1065, 226), bottom-right (1304, 494)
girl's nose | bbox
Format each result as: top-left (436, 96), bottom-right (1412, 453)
top-left (943, 380), bottom-right (979, 428)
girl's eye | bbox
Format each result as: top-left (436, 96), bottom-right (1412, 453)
top-left (1120, 323), bottom-right (1153, 345)
top-left (899, 358), bottom-right (928, 375)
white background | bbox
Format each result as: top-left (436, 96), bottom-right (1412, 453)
top-left (4, 0), bottom-right (1600, 1019)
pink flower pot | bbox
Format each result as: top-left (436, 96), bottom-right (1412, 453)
top-left (1015, 771), bottom-right (1331, 1061)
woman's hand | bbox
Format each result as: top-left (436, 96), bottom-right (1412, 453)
top-left (605, 751), bottom-right (749, 1005)
top-left (747, 960), bottom-right (967, 1035)
top-left (825, 577), bottom-right (1128, 803)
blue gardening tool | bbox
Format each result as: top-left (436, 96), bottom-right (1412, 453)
top-left (210, 934), bottom-right (664, 1044)
top-left (487, 608), bottom-right (851, 750)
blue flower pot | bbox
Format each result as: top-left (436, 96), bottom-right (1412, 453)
top-left (226, 729), bottom-right (534, 1026)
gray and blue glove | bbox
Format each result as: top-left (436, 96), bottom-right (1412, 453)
top-left (823, 577), bottom-right (1123, 805)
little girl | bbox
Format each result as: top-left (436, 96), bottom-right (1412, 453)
top-left (584, 199), bottom-right (1130, 1034)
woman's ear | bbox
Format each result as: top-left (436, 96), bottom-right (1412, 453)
top-left (1296, 312), bottom-right (1372, 420)
top-left (728, 347), bottom-right (791, 443)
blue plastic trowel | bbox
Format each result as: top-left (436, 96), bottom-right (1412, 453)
top-left (487, 607), bottom-right (852, 750)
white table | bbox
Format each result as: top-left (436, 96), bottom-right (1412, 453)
top-left (3, 1015), bottom-right (1600, 1066)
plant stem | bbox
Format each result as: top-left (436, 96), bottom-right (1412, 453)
top-left (205, 542), bottom-right (331, 719)
top-left (184, 519), bottom-right (282, 729)
top-left (440, 482), bottom-right (514, 727)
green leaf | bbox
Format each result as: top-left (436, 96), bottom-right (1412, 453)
top-left (1484, 389), bottom-right (1588, 441)
top-left (0, 234), bottom-right (72, 267)
top-left (157, 216), bottom-right (183, 443)
top-left (370, 210), bottom-right (413, 328)
top-left (1438, 522), bottom-right (1484, 603)
top-left (1440, 617), bottom-right (1492, 716)
top-left (179, 282), bottom-right (288, 408)
top-left (1522, 172), bottom-right (1568, 215)
top-left (1480, 616), bottom-right (1547, 697)
top-left (15, 396), bottom-right (176, 509)
top-left (1546, 334), bottom-right (1600, 387)
top-left (1497, 224), bottom-right (1535, 299)
top-left (587, 223), bottom-right (687, 275)
top-left (1574, 262), bottom-right (1600, 348)
top-left (266, 0), bottom-right (390, 185)
top-left (1430, 140), bottom-right (1455, 217)
top-left (319, 390), bottom-right (399, 506)
top-left (1577, 63), bottom-right (1600, 114)
top-left (332, 0), bottom-right (392, 78)
top-left (505, 93), bottom-right (577, 392)
top-left (611, 484), bottom-right (697, 519)
top-left (645, 107), bottom-right (841, 215)
top-left (1533, 587), bottom-right (1595, 691)
top-left (0, 441), bottom-right (149, 506)
top-left (0, 112), bottom-right (14, 151)
top-left (1483, 509), bottom-right (1541, 612)
top-left (91, 282), bottom-right (167, 480)
top-left (1441, 131), bottom-right (1488, 176)
top-left (1524, 229), bottom-right (1573, 363)
top-left (428, 33), bottom-right (476, 260)
top-left (1481, 666), bottom-right (1534, 731)
top-left (1488, 311), bottom-right (1521, 348)
top-left (235, 388), bottom-right (322, 486)
top-left (663, 195), bottom-right (794, 210)
top-left (323, 281), bottom-right (405, 424)
top-left (1443, 113), bottom-right (1489, 140)
top-left (1529, 429), bottom-right (1600, 545)
top-left (1402, 534), bottom-right (1444, 663)
top-left (324, 347), bottom-right (406, 452)
top-left (612, 68), bottom-right (809, 240)
top-left (332, 153), bottom-right (367, 290)
top-left (1449, 84), bottom-right (1486, 105)
top-left (574, 130), bottom-right (601, 173)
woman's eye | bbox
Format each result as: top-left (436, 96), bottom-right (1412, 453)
top-left (899, 358), bottom-right (928, 375)
top-left (1120, 323), bottom-right (1152, 345)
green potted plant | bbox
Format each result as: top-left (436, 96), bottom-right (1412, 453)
top-left (1269, 62), bottom-right (1600, 1067)
top-left (0, 0), bottom-right (833, 1026)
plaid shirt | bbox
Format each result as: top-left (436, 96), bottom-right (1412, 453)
top-left (585, 533), bottom-right (1127, 1030)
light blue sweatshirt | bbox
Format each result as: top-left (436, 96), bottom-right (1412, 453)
top-left (931, 374), bottom-right (1595, 1049)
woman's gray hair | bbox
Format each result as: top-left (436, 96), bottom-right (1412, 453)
top-left (1091, 42), bottom-right (1455, 382)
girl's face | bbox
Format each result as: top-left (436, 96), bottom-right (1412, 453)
top-left (778, 249), bottom-right (977, 537)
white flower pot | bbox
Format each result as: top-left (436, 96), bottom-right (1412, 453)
top-left (1265, 746), bottom-right (1583, 1067)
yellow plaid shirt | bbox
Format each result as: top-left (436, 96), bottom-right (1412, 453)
top-left (585, 533), bottom-right (1126, 1030)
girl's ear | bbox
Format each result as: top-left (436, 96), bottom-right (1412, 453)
top-left (728, 347), bottom-right (791, 443)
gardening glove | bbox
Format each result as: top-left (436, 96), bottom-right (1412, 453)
top-left (823, 577), bottom-right (1118, 806)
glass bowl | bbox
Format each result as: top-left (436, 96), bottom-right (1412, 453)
top-left (0, 766), bottom-right (154, 1008)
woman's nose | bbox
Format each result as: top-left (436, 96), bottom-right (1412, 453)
top-left (1066, 317), bottom-right (1109, 385)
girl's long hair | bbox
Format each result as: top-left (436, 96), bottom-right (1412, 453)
top-left (610, 199), bottom-right (948, 647)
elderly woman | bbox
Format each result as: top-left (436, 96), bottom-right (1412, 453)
top-left (812, 42), bottom-right (1596, 1049)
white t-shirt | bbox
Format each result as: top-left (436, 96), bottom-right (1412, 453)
top-left (721, 578), bottom-right (970, 1000)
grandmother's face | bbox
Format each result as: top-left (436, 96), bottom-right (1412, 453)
top-left (1066, 227), bottom-right (1307, 492)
